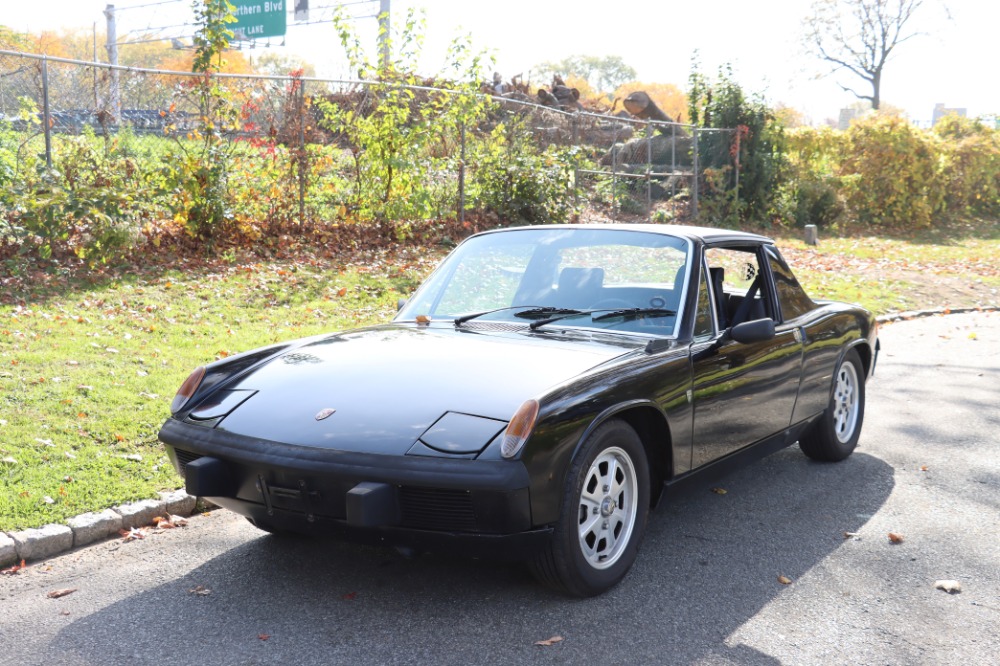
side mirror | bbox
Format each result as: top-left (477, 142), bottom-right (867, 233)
top-left (397, 298), bottom-right (407, 312)
top-left (730, 318), bottom-right (775, 344)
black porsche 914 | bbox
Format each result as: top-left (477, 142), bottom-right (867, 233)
top-left (160, 224), bottom-right (878, 596)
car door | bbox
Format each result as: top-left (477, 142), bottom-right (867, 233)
top-left (688, 244), bottom-right (804, 469)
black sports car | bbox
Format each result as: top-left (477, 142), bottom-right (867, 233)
top-left (160, 224), bottom-right (879, 596)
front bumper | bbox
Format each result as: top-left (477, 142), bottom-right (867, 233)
top-left (159, 419), bottom-right (550, 559)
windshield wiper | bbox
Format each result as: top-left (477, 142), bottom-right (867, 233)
top-left (529, 307), bottom-right (677, 331)
top-left (592, 307), bottom-right (677, 322)
top-left (453, 305), bottom-right (547, 327)
top-left (514, 307), bottom-right (585, 319)
top-left (528, 310), bottom-right (597, 330)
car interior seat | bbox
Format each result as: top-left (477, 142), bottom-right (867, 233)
top-left (556, 267), bottom-right (605, 309)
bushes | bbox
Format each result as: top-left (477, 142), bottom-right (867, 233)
top-left (689, 64), bottom-right (787, 225)
top-left (838, 114), bottom-right (945, 227)
top-left (470, 122), bottom-right (577, 224)
top-left (785, 114), bottom-right (1000, 229)
top-left (934, 116), bottom-right (1000, 216)
top-left (1, 128), bottom-right (157, 262)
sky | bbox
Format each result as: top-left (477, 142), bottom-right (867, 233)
top-left (2, 0), bottom-right (997, 126)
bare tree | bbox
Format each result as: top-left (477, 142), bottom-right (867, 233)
top-left (804, 0), bottom-right (925, 110)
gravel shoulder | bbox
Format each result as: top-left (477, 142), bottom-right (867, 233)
top-left (0, 311), bottom-right (997, 666)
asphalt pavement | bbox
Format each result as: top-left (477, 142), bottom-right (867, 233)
top-left (1, 311), bottom-right (997, 666)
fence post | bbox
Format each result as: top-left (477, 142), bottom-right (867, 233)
top-left (671, 123), bottom-right (677, 199)
top-left (571, 112), bottom-right (579, 214)
top-left (611, 125), bottom-right (620, 221)
top-left (41, 57), bottom-right (52, 169)
top-left (458, 122), bottom-right (466, 224)
top-left (298, 77), bottom-right (307, 225)
top-left (733, 127), bottom-right (740, 205)
top-left (691, 129), bottom-right (699, 219)
top-left (645, 121), bottom-right (653, 218)
top-left (104, 4), bottom-right (121, 124)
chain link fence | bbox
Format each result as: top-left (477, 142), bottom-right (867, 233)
top-left (1, 49), bottom-right (742, 234)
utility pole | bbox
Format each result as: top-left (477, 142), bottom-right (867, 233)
top-left (378, 0), bottom-right (390, 72)
top-left (104, 3), bottom-right (121, 124)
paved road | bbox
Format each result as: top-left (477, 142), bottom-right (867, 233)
top-left (1, 312), bottom-right (998, 666)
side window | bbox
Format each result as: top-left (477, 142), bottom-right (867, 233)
top-left (765, 246), bottom-right (816, 321)
top-left (704, 246), bottom-right (773, 328)
top-left (693, 261), bottom-right (714, 340)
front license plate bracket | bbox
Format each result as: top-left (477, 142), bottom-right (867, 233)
top-left (257, 475), bottom-right (321, 522)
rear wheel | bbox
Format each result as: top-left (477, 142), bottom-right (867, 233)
top-left (800, 349), bottom-right (865, 462)
top-left (531, 419), bottom-right (650, 597)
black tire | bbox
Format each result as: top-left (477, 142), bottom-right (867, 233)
top-left (800, 348), bottom-right (866, 462)
top-left (530, 419), bottom-right (650, 597)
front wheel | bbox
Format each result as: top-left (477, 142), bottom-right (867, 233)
top-left (531, 419), bottom-right (650, 597)
top-left (799, 349), bottom-right (866, 462)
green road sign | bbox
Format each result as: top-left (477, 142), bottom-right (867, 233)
top-left (232, 0), bottom-right (287, 40)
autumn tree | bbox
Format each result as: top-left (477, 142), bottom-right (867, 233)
top-left (533, 55), bottom-right (636, 93)
top-left (803, 0), bottom-right (925, 110)
top-left (253, 52), bottom-right (316, 78)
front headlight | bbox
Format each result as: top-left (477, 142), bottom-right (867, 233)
top-left (500, 399), bottom-right (539, 459)
top-left (170, 366), bottom-right (206, 414)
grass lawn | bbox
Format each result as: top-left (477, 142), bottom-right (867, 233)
top-left (0, 246), bottom-right (442, 531)
top-left (774, 220), bottom-right (1000, 314)
top-left (1, 221), bottom-right (998, 532)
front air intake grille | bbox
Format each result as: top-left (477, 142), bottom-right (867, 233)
top-left (460, 322), bottom-right (527, 333)
top-left (398, 486), bottom-right (477, 532)
top-left (173, 448), bottom-right (203, 476)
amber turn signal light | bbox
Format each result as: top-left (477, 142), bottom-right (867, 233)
top-left (170, 366), bottom-right (206, 414)
top-left (500, 399), bottom-right (539, 459)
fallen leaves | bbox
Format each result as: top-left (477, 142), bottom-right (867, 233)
top-left (1, 559), bottom-right (27, 575)
top-left (119, 527), bottom-right (147, 542)
top-left (153, 515), bottom-right (189, 529)
top-left (258, 634), bottom-right (271, 642)
top-left (888, 532), bottom-right (905, 544)
top-left (534, 636), bottom-right (563, 647)
top-left (777, 575), bottom-right (793, 585)
top-left (710, 487), bottom-right (728, 495)
top-left (46, 588), bottom-right (77, 599)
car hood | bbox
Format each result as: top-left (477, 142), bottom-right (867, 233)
top-left (210, 324), bottom-right (643, 455)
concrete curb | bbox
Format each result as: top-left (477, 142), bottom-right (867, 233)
top-left (876, 305), bottom-right (998, 324)
top-left (0, 489), bottom-right (202, 568)
top-left (2, 307), bottom-right (996, 569)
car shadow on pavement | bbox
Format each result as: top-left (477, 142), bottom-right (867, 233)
top-left (50, 448), bottom-right (894, 665)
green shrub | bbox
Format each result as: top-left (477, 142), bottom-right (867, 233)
top-left (2, 128), bottom-right (156, 263)
top-left (792, 177), bottom-right (844, 228)
top-left (785, 127), bottom-right (845, 228)
top-left (469, 120), bottom-right (577, 224)
top-left (688, 64), bottom-right (787, 224)
top-left (837, 114), bottom-right (946, 228)
top-left (934, 116), bottom-right (1000, 216)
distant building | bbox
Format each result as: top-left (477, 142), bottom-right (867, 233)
top-left (932, 103), bottom-right (967, 126)
top-left (838, 108), bottom-right (859, 130)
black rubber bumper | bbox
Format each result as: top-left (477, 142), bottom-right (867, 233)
top-left (159, 418), bottom-right (548, 558)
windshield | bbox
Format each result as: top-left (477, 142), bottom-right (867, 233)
top-left (396, 228), bottom-right (690, 336)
